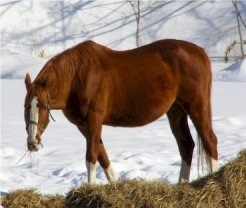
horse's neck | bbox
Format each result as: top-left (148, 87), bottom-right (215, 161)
top-left (45, 46), bottom-right (90, 110)
top-left (45, 70), bottom-right (73, 110)
top-left (49, 92), bottom-right (66, 109)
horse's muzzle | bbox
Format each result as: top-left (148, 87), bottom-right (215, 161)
top-left (27, 136), bottom-right (40, 152)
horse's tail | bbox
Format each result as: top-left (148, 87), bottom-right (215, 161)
top-left (197, 134), bottom-right (212, 178)
top-left (196, 57), bottom-right (214, 177)
top-left (198, 100), bottom-right (217, 175)
top-left (197, 86), bottom-right (212, 177)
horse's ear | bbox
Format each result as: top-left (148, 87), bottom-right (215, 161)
top-left (25, 73), bottom-right (32, 90)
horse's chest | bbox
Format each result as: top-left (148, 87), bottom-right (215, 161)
top-left (62, 107), bottom-right (87, 126)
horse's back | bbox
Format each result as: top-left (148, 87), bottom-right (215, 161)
top-left (99, 39), bottom-right (211, 84)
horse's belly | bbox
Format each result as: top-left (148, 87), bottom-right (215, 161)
top-left (105, 113), bottom-right (163, 127)
top-left (105, 95), bottom-right (174, 127)
top-left (105, 65), bottom-right (177, 127)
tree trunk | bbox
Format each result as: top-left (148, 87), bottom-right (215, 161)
top-left (232, 0), bottom-right (245, 58)
top-left (129, 0), bottom-right (141, 47)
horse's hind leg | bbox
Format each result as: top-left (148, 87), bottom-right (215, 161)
top-left (98, 139), bottom-right (117, 182)
top-left (187, 101), bottom-right (218, 173)
top-left (167, 104), bottom-right (194, 183)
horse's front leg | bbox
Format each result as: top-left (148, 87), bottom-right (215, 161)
top-left (79, 112), bottom-right (116, 184)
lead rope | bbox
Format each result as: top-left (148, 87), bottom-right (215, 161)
top-left (48, 109), bottom-right (56, 122)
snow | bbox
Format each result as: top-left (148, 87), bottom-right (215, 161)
top-left (1, 0), bottom-right (246, 196)
top-left (213, 59), bottom-right (246, 82)
top-left (1, 49), bottom-right (47, 79)
top-left (1, 1), bottom-right (245, 56)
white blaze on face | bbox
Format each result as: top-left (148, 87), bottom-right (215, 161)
top-left (28, 96), bottom-right (39, 142)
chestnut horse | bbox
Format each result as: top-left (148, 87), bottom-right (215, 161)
top-left (24, 39), bottom-right (218, 184)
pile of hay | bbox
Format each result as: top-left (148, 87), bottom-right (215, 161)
top-left (64, 149), bottom-right (246, 208)
top-left (1, 189), bottom-right (63, 208)
top-left (2, 150), bottom-right (245, 208)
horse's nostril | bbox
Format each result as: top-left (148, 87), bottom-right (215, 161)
top-left (28, 144), bottom-right (39, 152)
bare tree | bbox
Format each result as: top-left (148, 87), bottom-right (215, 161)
top-left (232, 0), bottom-right (245, 58)
top-left (225, 0), bottom-right (245, 62)
top-left (128, 0), bottom-right (141, 47)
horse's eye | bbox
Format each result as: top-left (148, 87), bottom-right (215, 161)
top-left (37, 103), bottom-right (43, 108)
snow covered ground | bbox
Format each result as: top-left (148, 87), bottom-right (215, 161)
top-left (1, 0), bottom-right (246, 196)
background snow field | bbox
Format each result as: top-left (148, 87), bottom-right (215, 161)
top-left (1, 0), bottom-right (246, 195)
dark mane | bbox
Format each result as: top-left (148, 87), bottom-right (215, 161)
top-left (34, 41), bottom-right (101, 94)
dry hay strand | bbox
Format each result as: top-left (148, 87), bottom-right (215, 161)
top-left (1, 189), bottom-right (64, 208)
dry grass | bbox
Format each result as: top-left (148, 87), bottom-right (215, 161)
top-left (2, 150), bottom-right (246, 208)
top-left (1, 189), bottom-right (64, 208)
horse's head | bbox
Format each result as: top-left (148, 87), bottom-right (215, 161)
top-left (24, 73), bottom-right (51, 152)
